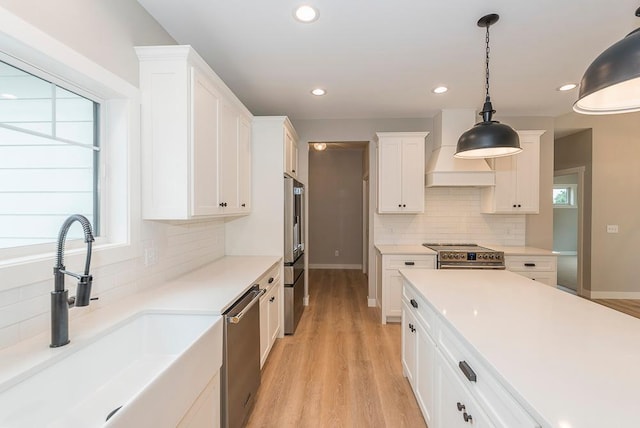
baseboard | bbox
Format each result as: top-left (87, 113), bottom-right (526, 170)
top-left (309, 263), bottom-right (363, 270)
top-left (588, 291), bottom-right (640, 299)
top-left (368, 298), bottom-right (377, 307)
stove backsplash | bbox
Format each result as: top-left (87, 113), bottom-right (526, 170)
top-left (375, 187), bottom-right (525, 246)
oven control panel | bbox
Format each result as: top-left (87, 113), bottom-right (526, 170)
top-left (440, 251), bottom-right (504, 262)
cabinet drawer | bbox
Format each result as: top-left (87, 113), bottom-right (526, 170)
top-left (385, 255), bottom-right (435, 269)
top-left (256, 264), bottom-right (281, 292)
top-left (515, 271), bottom-right (556, 286)
top-left (438, 323), bottom-right (540, 428)
top-left (505, 256), bottom-right (556, 272)
top-left (402, 282), bottom-right (436, 334)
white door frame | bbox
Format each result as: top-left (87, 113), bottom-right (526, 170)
top-left (554, 167), bottom-right (585, 297)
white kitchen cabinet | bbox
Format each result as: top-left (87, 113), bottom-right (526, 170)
top-left (177, 371), bottom-right (220, 428)
top-left (505, 255), bottom-right (557, 286)
top-left (284, 125), bottom-right (299, 178)
top-left (378, 253), bottom-right (435, 324)
top-left (259, 265), bottom-right (281, 368)
top-left (136, 45), bottom-right (252, 220)
top-left (402, 279), bottom-right (541, 428)
top-left (436, 352), bottom-right (493, 428)
top-left (376, 132), bottom-right (428, 213)
top-left (481, 131), bottom-right (545, 214)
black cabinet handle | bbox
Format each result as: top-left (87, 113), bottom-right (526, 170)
top-left (513, 204), bottom-right (516, 208)
top-left (241, 203), bottom-right (246, 207)
top-left (517, 204), bottom-right (522, 207)
top-left (269, 296), bottom-right (275, 303)
top-left (292, 169), bottom-right (296, 173)
top-left (457, 402), bottom-right (465, 412)
top-left (410, 299), bottom-right (418, 308)
top-left (459, 361), bottom-right (477, 382)
top-left (268, 277), bottom-right (274, 283)
top-left (398, 204), bottom-right (402, 207)
top-left (219, 203), bottom-right (224, 207)
top-left (402, 204), bottom-right (406, 207)
top-left (404, 261), bottom-right (415, 266)
top-left (524, 263), bottom-right (536, 267)
top-left (463, 412), bottom-right (473, 423)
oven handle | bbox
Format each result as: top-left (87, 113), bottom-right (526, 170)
top-left (228, 288), bottom-right (266, 324)
top-left (439, 264), bottom-right (506, 270)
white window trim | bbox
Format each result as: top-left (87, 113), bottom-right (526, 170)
top-left (0, 7), bottom-right (140, 292)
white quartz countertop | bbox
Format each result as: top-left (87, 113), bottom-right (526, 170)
top-left (400, 269), bottom-right (640, 428)
top-left (0, 255), bottom-right (280, 388)
top-left (480, 244), bottom-right (555, 256)
top-left (375, 244), bottom-right (436, 255)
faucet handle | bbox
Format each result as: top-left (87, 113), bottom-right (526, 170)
top-left (75, 274), bottom-right (93, 307)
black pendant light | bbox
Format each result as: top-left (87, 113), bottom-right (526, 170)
top-left (455, 13), bottom-right (521, 159)
top-left (574, 7), bottom-right (640, 114)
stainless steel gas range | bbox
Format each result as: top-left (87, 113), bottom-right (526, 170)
top-left (422, 243), bottom-right (505, 270)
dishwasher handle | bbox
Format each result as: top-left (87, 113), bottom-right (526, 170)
top-left (228, 288), bottom-right (266, 324)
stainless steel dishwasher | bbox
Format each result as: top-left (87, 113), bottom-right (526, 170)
top-left (221, 285), bottom-right (264, 428)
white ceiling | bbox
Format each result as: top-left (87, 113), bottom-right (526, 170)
top-left (137, 0), bottom-right (640, 121)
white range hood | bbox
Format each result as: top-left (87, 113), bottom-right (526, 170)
top-left (425, 109), bottom-right (495, 187)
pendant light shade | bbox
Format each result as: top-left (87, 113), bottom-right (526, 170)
top-left (455, 14), bottom-right (521, 159)
top-left (574, 7), bottom-right (640, 114)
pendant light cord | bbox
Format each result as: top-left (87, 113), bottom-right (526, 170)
top-left (485, 24), bottom-right (491, 98)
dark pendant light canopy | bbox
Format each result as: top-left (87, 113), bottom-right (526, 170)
top-left (455, 13), bottom-right (521, 159)
top-left (574, 7), bottom-right (640, 114)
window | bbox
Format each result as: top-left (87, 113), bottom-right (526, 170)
top-left (553, 184), bottom-right (577, 207)
top-left (0, 60), bottom-right (99, 249)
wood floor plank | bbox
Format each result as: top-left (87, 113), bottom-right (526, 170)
top-left (246, 269), bottom-right (425, 428)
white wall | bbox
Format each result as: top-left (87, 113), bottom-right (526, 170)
top-left (0, 4), bottom-right (227, 350)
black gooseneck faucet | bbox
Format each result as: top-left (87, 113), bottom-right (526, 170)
top-left (50, 214), bottom-right (95, 348)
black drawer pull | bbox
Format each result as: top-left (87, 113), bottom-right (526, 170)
top-left (410, 299), bottom-right (418, 308)
top-left (524, 263), bottom-right (536, 267)
top-left (268, 277), bottom-right (274, 283)
top-left (404, 261), bottom-right (415, 266)
top-left (456, 402), bottom-right (465, 412)
top-left (459, 361), bottom-right (477, 382)
top-left (463, 412), bottom-right (473, 423)
top-left (269, 296), bottom-right (275, 303)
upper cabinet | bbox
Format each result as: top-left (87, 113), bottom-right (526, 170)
top-left (136, 45), bottom-right (252, 220)
top-left (481, 130), bottom-right (545, 214)
top-left (376, 132), bottom-right (428, 214)
top-left (284, 125), bottom-right (299, 179)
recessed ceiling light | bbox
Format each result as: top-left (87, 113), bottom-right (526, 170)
top-left (294, 5), bottom-right (319, 23)
top-left (558, 83), bottom-right (577, 91)
top-left (1, 93), bottom-right (17, 99)
top-left (311, 88), bottom-right (326, 96)
top-left (313, 142), bottom-right (327, 151)
top-left (432, 86), bottom-right (448, 94)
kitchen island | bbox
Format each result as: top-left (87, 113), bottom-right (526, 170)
top-left (400, 269), bottom-right (640, 428)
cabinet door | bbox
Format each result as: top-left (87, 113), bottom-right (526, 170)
top-left (259, 293), bottom-right (269, 368)
top-left (191, 68), bottom-right (221, 217)
top-left (514, 140), bottom-right (539, 213)
top-left (383, 269), bottom-right (403, 322)
top-left (218, 101), bottom-right (239, 211)
top-left (491, 155), bottom-right (518, 213)
top-left (402, 302), bottom-right (417, 387)
top-left (378, 139), bottom-right (403, 212)
top-left (268, 283), bottom-right (281, 345)
top-left (237, 115), bottom-right (251, 212)
top-left (400, 139), bottom-right (425, 212)
top-left (437, 353), bottom-right (494, 428)
top-left (284, 128), bottom-right (297, 178)
top-left (415, 321), bottom-right (436, 427)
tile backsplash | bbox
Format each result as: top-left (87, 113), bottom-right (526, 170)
top-left (375, 187), bottom-right (526, 246)
top-left (0, 219), bottom-right (225, 350)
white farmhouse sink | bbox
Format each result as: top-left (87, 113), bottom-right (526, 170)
top-left (0, 311), bottom-right (223, 428)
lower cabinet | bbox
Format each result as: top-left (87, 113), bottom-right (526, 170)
top-left (436, 353), bottom-right (492, 428)
top-left (402, 280), bottom-right (540, 428)
top-left (379, 253), bottom-right (435, 324)
top-left (505, 255), bottom-right (557, 286)
top-left (259, 266), bottom-right (281, 368)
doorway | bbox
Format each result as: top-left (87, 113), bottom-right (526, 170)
top-left (553, 167), bottom-right (585, 296)
top-left (307, 142), bottom-right (369, 271)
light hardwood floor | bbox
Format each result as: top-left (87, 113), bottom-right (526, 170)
top-left (593, 299), bottom-right (640, 319)
top-left (246, 269), bottom-right (426, 428)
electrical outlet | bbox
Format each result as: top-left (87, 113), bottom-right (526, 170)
top-left (334, 250), bottom-right (339, 257)
top-left (607, 224), bottom-right (619, 234)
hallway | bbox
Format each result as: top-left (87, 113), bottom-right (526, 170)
top-left (246, 269), bottom-right (426, 428)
